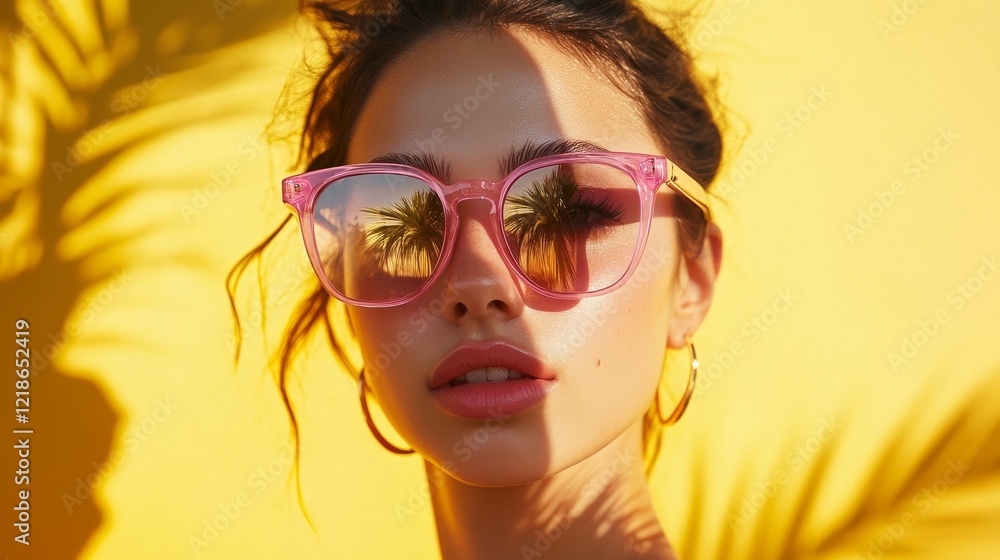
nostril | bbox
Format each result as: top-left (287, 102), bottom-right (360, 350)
top-left (454, 302), bottom-right (468, 317)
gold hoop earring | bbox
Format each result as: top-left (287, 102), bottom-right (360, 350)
top-left (656, 334), bottom-right (699, 425)
top-left (358, 368), bottom-right (414, 455)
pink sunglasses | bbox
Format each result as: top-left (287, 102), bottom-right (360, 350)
top-left (282, 151), bottom-right (711, 307)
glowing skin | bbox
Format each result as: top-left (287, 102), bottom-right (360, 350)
top-left (346, 29), bottom-right (721, 559)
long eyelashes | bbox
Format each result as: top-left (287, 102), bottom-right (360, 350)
top-left (567, 191), bottom-right (625, 225)
top-left (502, 172), bottom-right (623, 291)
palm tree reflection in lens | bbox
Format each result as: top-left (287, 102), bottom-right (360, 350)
top-left (356, 169), bottom-right (625, 295)
top-left (360, 189), bottom-right (444, 278)
top-left (504, 170), bottom-right (624, 293)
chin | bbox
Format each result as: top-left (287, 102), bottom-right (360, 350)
top-left (441, 460), bottom-right (556, 488)
top-left (425, 441), bottom-right (566, 488)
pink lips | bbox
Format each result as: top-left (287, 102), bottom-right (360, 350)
top-left (429, 341), bottom-right (555, 419)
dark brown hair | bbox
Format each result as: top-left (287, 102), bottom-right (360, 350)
top-left (229, 0), bottom-right (724, 488)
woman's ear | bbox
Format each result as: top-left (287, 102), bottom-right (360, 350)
top-left (667, 222), bottom-right (723, 349)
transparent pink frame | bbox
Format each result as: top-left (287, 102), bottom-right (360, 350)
top-left (282, 151), bottom-right (712, 308)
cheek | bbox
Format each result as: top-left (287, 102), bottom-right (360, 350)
top-left (531, 246), bottom-right (677, 452)
top-left (561, 274), bottom-right (672, 382)
top-left (348, 306), bottom-right (443, 443)
top-left (349, 310), bottom-right (400, 372)
top-left (348, 308), bottom-right (432, 389)
top-left (585, 231), bottom-right (677, 356)
top-left (544, 214), bottom-right (679, 348)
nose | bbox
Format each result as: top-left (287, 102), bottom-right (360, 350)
top-left (439, 200), bottom-right (525, 324)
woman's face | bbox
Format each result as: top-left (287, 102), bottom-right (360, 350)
top-left (345, 29), bottom-right (712, 486)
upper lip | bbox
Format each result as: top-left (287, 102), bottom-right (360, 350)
top-left (428, 340), bottom-right (552, 389)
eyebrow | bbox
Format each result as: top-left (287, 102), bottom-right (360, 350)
top-left (369, 152), bottom-right (453, 182)
top-left (499, 139), bottom-right (608, 176)
top-left (368, 138), bottom-right (609, 182)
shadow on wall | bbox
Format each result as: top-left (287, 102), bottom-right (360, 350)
top-left (0, 1), bottom-right (294, 557)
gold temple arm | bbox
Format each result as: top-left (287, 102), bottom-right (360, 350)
top-left (665, 162), bottom-right (712, 222)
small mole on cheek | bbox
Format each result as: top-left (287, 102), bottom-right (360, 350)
top-left (596, 359), bottom-right (601, 367)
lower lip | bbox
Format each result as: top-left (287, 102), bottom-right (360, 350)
top-left (432, 378), bottom-right (555, 419)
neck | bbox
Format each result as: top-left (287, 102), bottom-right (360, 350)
top-left (425, 423), bottom-right (677, 560)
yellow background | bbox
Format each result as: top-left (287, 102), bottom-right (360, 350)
top-left (1, 0), bottom-right (999, 558)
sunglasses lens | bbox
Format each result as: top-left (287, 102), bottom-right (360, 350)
top-left (312, 173), bottom-right (444, 303)
top-left (502, 163), bottom-right (641, 294)
top-left (308, 162), bottom-right (644, 304)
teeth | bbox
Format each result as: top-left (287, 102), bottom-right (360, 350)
top-left (454, 368), bottom-right (527, 384)
top-left (465, 369), bottom-right (489, 383)
top-left (487, 367), bottom-right (507, 382)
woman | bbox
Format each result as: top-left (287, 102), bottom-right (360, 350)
top-left (234, 0), bottom-right (724, 557)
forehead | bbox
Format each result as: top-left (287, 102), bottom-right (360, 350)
top-left (346, 28), bottom-right (659, 177)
